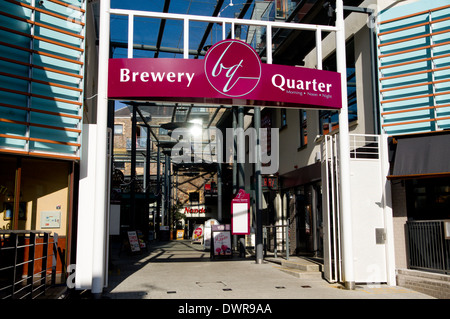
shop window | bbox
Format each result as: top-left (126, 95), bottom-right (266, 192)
top-left (0, 156), bottom-right (70, 232)
top-left (189, 191), bottom-right (200, 204)
top-left (406, 177), bottom-right (450, 220)
top-left (114, 124), bottom-right (123, 135)
top-left (274, 0), bottom-right (297, 20)
top-left (319, 38), bottom-right (357, 135)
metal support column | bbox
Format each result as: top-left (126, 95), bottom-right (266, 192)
top-left (237, 106), bottom-right (245, 257)
top-left (145, 128), bottom-right (151, 237)
top-left (156, 146), bottom-right (161, 229)
top-left (130, 105), bottom-right (137, 229)
top-left (232, 106), bottom-right (238, 250)
top-left (254, 107), bottom-right (263, 264)
top-left (237, 106), bottom-right (245, 188)
top-left (92, 0), bottom-right (110, 295)
top-left (164, 153), bottom-right (169, 226)
top-left (336, 0), bottom-right (355, 290)
top-left (217, 162), bottom-right (222, 222)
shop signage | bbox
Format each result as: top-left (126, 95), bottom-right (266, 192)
top-left (192, 224), bottom-right (203, 243)
top-left (263, 176), bottom-right (278, 190)
top-left (231, 189), bottom-right (250, 235)
top-left (108, 39), bottom-right (341, 109)
top-left (212, 224), bottom-right (232, 257)
top-left (40, 211), bottom-right (61, 229)
top-left (204, 219), bottom-right (219, 250)
top-left (182, 206), bottom-right (206, 217)
top-left (127, 231), bottom-right (141, 252)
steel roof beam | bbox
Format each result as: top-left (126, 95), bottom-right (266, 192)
top-left (194, 0), bottom-right (225, 59)
top-left (154, 0), bottom-right (171, 58)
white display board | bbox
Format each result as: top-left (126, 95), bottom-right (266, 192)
top-left (231, 189), bottom-right (250, 235)
top-left (232, 203), bottom-right (249, 234)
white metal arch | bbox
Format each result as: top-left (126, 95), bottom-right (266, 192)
top-left (76, 0), bottom-right (354, 294)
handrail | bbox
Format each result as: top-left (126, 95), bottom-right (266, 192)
top-left (0, 231), bottom-right (61, 299)
top-left (263, 224), bottom-right (289, 260)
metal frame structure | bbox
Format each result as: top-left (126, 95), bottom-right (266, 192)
top-left (78, 0), bottom-right (354, 294)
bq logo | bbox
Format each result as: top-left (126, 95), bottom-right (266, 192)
top-left (204, 40), bottom-right (262, 97)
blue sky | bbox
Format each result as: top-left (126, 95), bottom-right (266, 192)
top-left (109, 1), bottom-right (256, 110)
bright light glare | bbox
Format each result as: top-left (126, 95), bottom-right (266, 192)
top-left (189, 119), bottom-right (202, 137)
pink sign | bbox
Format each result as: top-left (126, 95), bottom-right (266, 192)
top-left (108, 39), bottom-right (341, 109)
top-left (231, 189), bottom-right (250, 235)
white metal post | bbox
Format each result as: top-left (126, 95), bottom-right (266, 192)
top-left (92, 0), bottom-right (111, 295)
top-left (184, 18), bottom-right (189, 59)
top-left (128, 14), bottom-right (134, 58)
top-left (381, 134), bottom-right (396, 286)
top-left (315, 28), bottom-right (322, 70)
top-left (266, 24), bottom-right (272, 65)
top-left (335, 0), bottom-right (355, 290)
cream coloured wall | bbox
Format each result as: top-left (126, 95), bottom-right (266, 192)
top-left (0, 157), bottom-right (70, 236)
top-left (276, 0), bottom-right (382, 176)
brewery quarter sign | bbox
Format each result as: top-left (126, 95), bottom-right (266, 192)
top-left (108, 39), bottom-right (342, 110)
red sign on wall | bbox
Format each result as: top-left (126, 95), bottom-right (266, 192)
top-left (231, 189), bottom-right (250, 235)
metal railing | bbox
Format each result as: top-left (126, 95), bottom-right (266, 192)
top-left (263, 224), bottom-right (289, 260)
top-left (406, 220), bottom-right (450, 274)
top-left (0, 231), bottom-right (59, 299)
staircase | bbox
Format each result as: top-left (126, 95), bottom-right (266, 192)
top-left (266, 256), bottom-right (324, 280)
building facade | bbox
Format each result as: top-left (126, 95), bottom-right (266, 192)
top-left (2, 0), bottom-right (448, 299)
top-left (244, 0), bottom-right (449, 296)
top-left (0, 0), bottom-right (98, 292)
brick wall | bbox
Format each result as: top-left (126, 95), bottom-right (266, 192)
top-left (397, 269), bottom-right (450, 299)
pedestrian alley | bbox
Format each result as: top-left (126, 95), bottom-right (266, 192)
top-left (100, 240), bottom-right (434, 300)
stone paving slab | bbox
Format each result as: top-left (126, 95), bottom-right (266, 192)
top-left (101, 240), bottom-right (434, 300)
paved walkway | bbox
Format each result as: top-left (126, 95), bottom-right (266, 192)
top-left (101, 239), bottom-right (434, 300)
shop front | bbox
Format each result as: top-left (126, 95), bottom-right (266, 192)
top-left (280, 162), bottom-right (323, 257)
top-left (0, 155), bottom-right (76, 286)
top-left (387, 131), bottom-right (450, 274)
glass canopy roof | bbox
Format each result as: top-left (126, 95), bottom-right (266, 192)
top-left (108, 0), bottom-right (258, 145)
top-left (104, 0), bottom-right (364, 148)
